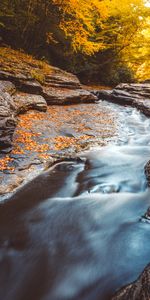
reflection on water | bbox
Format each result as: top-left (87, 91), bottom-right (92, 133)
top-left (1, 102), bottom-right (150, 300)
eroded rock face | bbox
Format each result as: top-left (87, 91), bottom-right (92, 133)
top-left (0, 82), bottom-right (16, 152)
top-left (0, 68), bottom-right (97, 105)
top-left (112, 264), bottom-right (150, 300)
top-left (43, 70), bottom-right (97, 104)
top-left (94, 83), bottom-right (150, 116)
top-left (0, 80), bottom-right (47, 152)
top-left (13, 93), bottom-right (47, 114)
top-left (44, 68), bottom-right (81, 89)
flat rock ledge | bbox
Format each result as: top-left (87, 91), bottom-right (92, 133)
top-left (93, 83), bottom-right (150, 117)
top-left (0, 68), bottom-right (97, 152)
top-left (112, 263), bottom-right (150, 300)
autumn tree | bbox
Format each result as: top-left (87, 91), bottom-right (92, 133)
top-left (0, 0), bottom-right (149, 82)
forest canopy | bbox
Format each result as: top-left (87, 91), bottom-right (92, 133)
top-left (0, 0), bottom-right (150, 84)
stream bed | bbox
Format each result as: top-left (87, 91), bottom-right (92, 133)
top-left (0, 101), bottom-right (150, 300)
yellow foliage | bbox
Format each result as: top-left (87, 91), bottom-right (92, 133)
top-left (52, 0), bottom-right (109, 54)
top-left (51, 0), bottom-right (149, 79)
top-left (51, 0), bottom-right (148, 56)
top-left (0, 47), bottom-right (51, 80)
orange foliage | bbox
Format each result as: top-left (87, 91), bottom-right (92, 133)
top-left (0, 103), bottom-right (115, 172)
top-left (0, 47), bottom-right (52, 81)
top-left (54, 135), bottom-right (90, 151)
top-left (0, 156), bottom-right (14, 172)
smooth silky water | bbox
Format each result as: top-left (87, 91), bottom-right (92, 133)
top-left (1, 101), bottom-right (150, 300)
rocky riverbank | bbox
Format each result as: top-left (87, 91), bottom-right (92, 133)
top-left (1, 47), bottom-right (118, 196)
top-left (93, 82), bottom-right (150, 117)
top-left (1, 47), bottom-right (150, 300)
top-left (0, 101), bottom-right (116, 196)
top-left (0, 47), bottom-right (97, 153)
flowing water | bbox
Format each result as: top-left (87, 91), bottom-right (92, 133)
top-left (1, 101), bottom-right (150, 300)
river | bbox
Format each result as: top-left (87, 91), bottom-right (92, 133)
top-left (0, 100), bottom-right (150, 300)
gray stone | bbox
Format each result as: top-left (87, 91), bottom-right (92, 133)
top-left (13, 93), bottom-right (47, 114)
top-left (16, 80), bottom-right (43, 94)
top-left (43, 87), bottom-right (97, 104)
top-left (0, 91), bottom-right (16, 151)
top-left (0, 80), bottom-right (16, 95)
top-left (94, 83), bottom-right (150, 116)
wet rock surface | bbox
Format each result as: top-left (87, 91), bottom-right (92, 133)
top-left (0, 102), bottom-right (117, 195)
top-left (112, 264), bottom-right (150, 300)
top-left (94, 83), bottom-right (150, 116)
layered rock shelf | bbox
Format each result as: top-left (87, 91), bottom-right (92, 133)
top-left (0, 64), bottom-right (97, 153)
top-left (94, 83), bottom-right (150, 116)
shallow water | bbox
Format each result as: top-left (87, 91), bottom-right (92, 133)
top-left (0, 101), bottom-right (150, 300)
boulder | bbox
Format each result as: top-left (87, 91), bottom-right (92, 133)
top-left (13, 93), bottom-right (47, 114)
top-left (92, 89), bottom-right (112, 101)
top-left (112, 264), bottom-right (150, 300)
